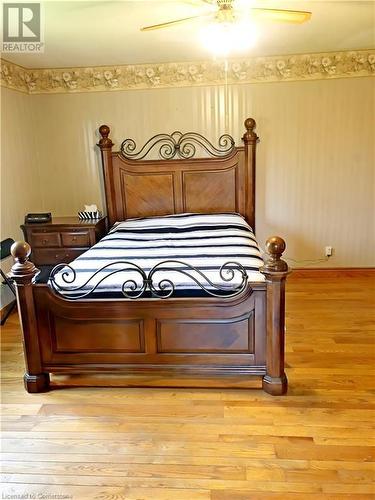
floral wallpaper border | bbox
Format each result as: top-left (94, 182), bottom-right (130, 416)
top-left (1, 49), bottom-right (374, 94)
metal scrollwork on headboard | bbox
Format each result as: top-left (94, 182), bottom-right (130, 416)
top-left (120, 131), bottom-right (235, 160)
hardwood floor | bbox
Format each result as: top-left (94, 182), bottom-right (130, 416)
top-left (1, 270), bottom-right (374, 499)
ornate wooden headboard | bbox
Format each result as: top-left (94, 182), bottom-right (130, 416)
top-left (98, 118), bottom-right (259, 231)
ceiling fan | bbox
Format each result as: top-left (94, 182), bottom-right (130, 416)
top-left (140, 0), bottom-right (312, 32)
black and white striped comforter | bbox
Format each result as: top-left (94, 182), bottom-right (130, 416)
top-left (50, 213), bottom-right (265, 299)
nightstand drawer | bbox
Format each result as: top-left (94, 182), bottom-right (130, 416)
top-left (33, 248), bottom-right (87, 265)
top-left (61, 231), bottom-right (90, 247)
top-left (31, 232), bottom-right (61, 248)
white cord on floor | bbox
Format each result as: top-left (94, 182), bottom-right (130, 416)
top-left (284, 256), bottom-right (330, 267)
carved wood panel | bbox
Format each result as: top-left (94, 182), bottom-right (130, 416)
top-left (156, 312), bottom-right (254, 353)
top-left (120, 171), bottom-right (175, 219)
top-left (52, 317), bottom-right (145, 354)
top-left (183, 168), bottom-right (237, 213)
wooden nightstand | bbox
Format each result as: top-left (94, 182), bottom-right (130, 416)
top-left (21, 216), bottom-right (107, 266)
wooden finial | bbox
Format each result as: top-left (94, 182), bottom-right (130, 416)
top-left (10, 241), bottom-right (39, 284)
top-left (242, 117), bottom-right (258, 144)
top-left (261, 236), bottom-right (288, 273)
top-left (98, 124), bottom-right (114, 150)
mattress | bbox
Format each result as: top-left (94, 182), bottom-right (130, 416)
top-left (49, 213), bottom-right (265, 299)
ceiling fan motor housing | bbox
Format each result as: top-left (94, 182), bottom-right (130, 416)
top-left (217, 0), bottom-right (234, 8)
top-left (216, 0), bottom-right (235, 22)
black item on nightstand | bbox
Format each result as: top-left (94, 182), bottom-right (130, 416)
top-left (25, 213), bottom-right (52, 224)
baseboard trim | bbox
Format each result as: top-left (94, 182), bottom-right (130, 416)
top-left (290, 267), bottom-right (375, 278)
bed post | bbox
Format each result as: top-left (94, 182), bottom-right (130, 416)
top-left (242, 117), bottom-right (258, 232)
top-left (98, 124), bottom-right (116, 227)
top-left (9, 241), bottom-right (49, 393)
top-left (260, 236), bottom-right (289, 395)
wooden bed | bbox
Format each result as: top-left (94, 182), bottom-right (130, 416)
top-left (10, 118), bottom-right (289, 395)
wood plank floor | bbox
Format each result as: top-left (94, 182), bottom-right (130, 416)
top-left (1, 270), bottom-right (374, 499)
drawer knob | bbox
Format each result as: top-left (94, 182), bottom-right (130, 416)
top-left (42, 239), bottom-right (47, 244)
top-left (72, 237), bottom-right (77, 241)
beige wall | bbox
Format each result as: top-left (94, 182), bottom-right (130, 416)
top-left (2, 77), bottom-right (374, 266)
top-left (1, 87), bottom-right (44, 241)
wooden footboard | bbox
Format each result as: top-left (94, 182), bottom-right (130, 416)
top-left (9, 237), bottom-right (289, 395)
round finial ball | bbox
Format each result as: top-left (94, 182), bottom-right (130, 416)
top-left (99, 124), bottom-right (110, 138)
top-left (244, 118), bottom-right (256, 132)
top-left (265, 236), bottom-right (286, 256)
top-left (11, 241), bottom-right (31, 260)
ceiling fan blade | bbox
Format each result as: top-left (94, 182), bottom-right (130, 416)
top-left (141, 13), bottom-right (212, 31)
top-left (251, 8), bottom-right (312, 24)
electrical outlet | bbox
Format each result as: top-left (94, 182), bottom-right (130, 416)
top-left (325, 246), bottom-right (333, 257)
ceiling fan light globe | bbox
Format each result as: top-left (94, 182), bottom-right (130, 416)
top-left (200, 20), bottom-right (257, 57)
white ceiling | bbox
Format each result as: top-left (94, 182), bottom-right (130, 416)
top-left (3, 0), bottom-right (374, 68)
